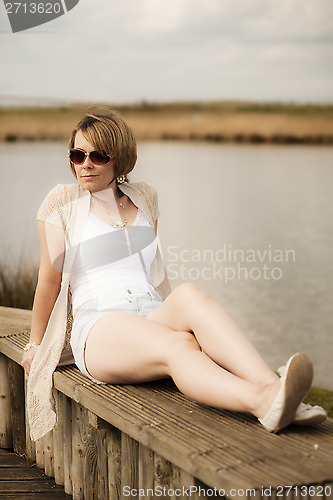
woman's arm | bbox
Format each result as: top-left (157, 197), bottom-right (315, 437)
top-left (21, 221), bottom-right (63, 375)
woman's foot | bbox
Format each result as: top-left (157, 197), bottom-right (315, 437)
top-left (277, 365), bottom-right (327, 426)
top-left (293, 403), bottom-right (327, 426)
top-left (257, 353), bottom-right (313, 433)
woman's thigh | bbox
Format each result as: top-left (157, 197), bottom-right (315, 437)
top-left (147, 282), bottom-right (208, 332)
top-left (84, 311), bottom-right (179, 384)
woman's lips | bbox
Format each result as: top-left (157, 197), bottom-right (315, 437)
top-left (82, 175), bottom-right (98, 179)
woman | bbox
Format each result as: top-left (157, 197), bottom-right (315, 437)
top-left (21, 107), bottom-right (326, 441)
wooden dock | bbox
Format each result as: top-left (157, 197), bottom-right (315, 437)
top-left (1, 305), bottom-right (333, 500)
top-left (0, 448), bottom-right (71, 498)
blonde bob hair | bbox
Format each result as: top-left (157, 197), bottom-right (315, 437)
top-left (68, 107), bottom-right (137, 183)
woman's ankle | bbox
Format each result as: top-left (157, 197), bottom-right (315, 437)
top-left (251, 380), bottom-right (281, 420)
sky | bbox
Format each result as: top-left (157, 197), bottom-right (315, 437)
top-left (0, 0), bottom-right (333, 105)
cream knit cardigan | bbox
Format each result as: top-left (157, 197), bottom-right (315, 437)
top-left (27, 181), bottom-right (171, 442)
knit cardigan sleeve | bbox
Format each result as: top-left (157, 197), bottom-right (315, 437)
top-left (135, 181), bottom-right (160, 222)
top-left (37, 184), bottom-right (66, 228)
top-left (37, 183), bottom-right (79, 229)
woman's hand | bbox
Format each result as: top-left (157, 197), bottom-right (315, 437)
top-left (21, 347), bottom-right (39, 376)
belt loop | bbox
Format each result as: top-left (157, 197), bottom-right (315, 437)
top-left (126, 288), bottom-right (133, 303)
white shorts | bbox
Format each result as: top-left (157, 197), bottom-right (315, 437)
top-left (70, 286), bottom-right (164, 384)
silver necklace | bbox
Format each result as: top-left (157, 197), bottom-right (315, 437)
top-left (92, 193), bottom-right (127, 228)
top-left (108, 201), bottom-right (127, 229)
top-left (94, 191), bottom-right (127, 229)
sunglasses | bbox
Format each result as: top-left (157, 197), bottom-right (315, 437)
top-left (68, 148), bottom-right (112, 166)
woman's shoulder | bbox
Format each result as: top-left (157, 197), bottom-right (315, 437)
top-left (37, 183), bottom-right (82, 225)
top-left (127, 181), bottom-right (160, 221)
top-left (129, 181), bottom-right (158, 199)
top-left (40, 183), bottom-right (82, 205)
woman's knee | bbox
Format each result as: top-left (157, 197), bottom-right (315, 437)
top-left (166, 331), bottom-right (201, 362)
top-left (171, 282), bottom-right (211, 310)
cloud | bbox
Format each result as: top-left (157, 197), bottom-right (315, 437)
top-left (0, 0), bottom-right (332, 103)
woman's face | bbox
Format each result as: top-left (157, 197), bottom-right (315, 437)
top-left (73, 129), bottom-right (116, 193)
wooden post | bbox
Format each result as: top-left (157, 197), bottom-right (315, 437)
top-left (107, 425), bottom-right (121, 500)
top-left (82, 409), bottom-right (98, 499)
top-left (35, 436), bottom-right (45, 469)
top-left (71, 402), bottom-right (84, 500)
top-left (8, 359), bottom-right (25, 455)
top-left (97, 427), bottom-right (108, 500)
top-left (121, 434), bottom-right (139, 499)
top-left (44, 429), bottom-right (54, 477)
top-left (24, 376), bottom-right (36, 462)
top-left (53, 388), bottom-right (64, 486)
top-left (63, 393), bottom-right (73, 496)
top-left (0, 353), bottom-right (12, 449)
top-left (154, 453), bottom-right (175, 500)
top-left (139, 444), bottom-right (154, 492)
top-left (178, 468), bottom-right (200, 499)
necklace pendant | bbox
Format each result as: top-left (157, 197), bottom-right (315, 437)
top-left (111, 219), bottom-right (127, 229)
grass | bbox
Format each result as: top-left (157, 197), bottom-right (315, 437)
top-left (0, 255), bottom-right (38, 310)
top-left (0, 255), bottom-right (332, 418)
top-left (1, 101), bottom-right (333, 144)
top-left (304, 387), bottom-right (333, 419)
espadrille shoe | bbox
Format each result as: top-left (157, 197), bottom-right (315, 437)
top-left (293, 403), bottom-right (327, 426)
top-left (259, 353), bottom-right (313, 433)
top-left (277, 365), bottom-right (327, 426)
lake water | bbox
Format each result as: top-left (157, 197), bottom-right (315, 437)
top-left (1, 141), bottom-right (332, 390)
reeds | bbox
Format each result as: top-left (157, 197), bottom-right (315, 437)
top-left (1, 101), bottom-right (333, 144)
top-left (0, 254), bottom-right (38, 310)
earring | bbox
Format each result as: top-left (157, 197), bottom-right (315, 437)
top-left (116, 175), bottom-right (126, 184)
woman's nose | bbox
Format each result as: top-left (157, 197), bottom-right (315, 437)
top-left (82, 155), bottom-right (94, 168)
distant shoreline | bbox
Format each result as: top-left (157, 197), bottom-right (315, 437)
top-left (1, 101), bottom-right (333, 145)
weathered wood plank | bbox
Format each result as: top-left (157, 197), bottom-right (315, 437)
top-left (82, 408), bottom-right (98, 500)
top-left (154, 453), bottom-right (174, 500)
top-left (35, 435), bottom-right (45, 469)
top-left (43, 429), bottom-right (54, 478)
top-left (71, 402), bottom-right (84, 500)
top-left (121, 434), bottom-right (139, 499)
top-left (107, 424), bottom-right (121, 500)
top-left (138, 443), bottom-right (154, 492)
top-left (0, 353), bottom-right (12, 449)
top-left (0, 466), bottom-right (54, 480)
top-left (97, 428), bottom-right (108, 499)
top-left (0, 335), bottom-right (24, 364)
top-left (8, 359), bottom-right (25, 455)
top-left (0, 448), bottom-right (27, 467)
top-left (0, 448), bottom-right (71, 498)
top-left (177, 469), bottom-right (202, 500)
top-left (24, 376), bottom-right (36, 462)
top-left (0, 495), bottom-right (71, 499)
top-left (63, 393), bottom-right (73, 496)
top-left (53, 388), bottom-right (65, 486)
top-left (0, 480), bottom-right (69, 493)
top-left (0, 306), bottom-right (31, 337)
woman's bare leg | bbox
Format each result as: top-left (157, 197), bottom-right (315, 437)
top-left (84, 312), bottom-right (279, 419)
top-left (148, 283), bottom-right (278, 386)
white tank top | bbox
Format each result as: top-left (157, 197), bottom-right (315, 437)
top-left (70, 208), bottom-right (158, 314)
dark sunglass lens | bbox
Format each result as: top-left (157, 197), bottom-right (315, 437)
top-left (70, 149), bottom-right (85, 164)
top-left (90, 151), bottom-right (110, 165)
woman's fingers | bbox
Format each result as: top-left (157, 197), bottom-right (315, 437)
top-left (21, 349), bottom-right (37, 375)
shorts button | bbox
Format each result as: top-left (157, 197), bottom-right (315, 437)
top-left (127, 289), bottom-right (132, 294)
